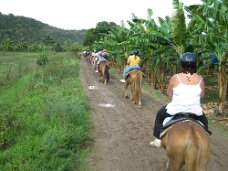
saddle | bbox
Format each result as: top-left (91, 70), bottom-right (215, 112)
top-left (126, 69), bottom-right (144, 78)
top-left (98, 60), bottom-right (111, 71)
top-left (99, 60), bottom-right (111, 67)
top-left (160, 113), bottom-right (212, 138)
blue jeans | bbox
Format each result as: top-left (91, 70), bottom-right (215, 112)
top-left (122, 65), bottom-right (140, 77)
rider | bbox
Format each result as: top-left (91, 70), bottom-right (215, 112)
top-left (95, 49), bottom-right (107, 72)
top-left (150, 52), bottom-right (209, 148)
top-left (101, 49), bottom-right (109, 60)
top-left (120, 49), bottom-right (141, 83)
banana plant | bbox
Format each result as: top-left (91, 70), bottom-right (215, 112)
top-left (186, 0), bottom-right (228, 116)
top-left (3, 38), bottom-right (14, 51)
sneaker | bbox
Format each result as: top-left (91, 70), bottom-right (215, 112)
top-left (150, 138), bottom-right (161, 148)
top-left (120, 78), bottom-right (125, 83)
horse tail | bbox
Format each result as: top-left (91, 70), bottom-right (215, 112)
top-left (134, 71), bottom-right (142, 105)
top-left (185, 126), bottom-right (198, 171)
top-left (185, 123), bottom-right (209, 171)
top-left (104, 64), bottom-right (109, 82)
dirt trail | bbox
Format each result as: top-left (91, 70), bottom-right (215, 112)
top-left (80, 57), bottom-right (228, 171)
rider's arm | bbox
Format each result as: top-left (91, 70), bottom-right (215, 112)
top-left (200, 76), bottom-right (205, 97)
top-left (126, 56), bottom-right (131, 66)
top-left (166, 75), bottom-right (176, 97)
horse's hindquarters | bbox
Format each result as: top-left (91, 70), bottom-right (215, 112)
top-left (125, 70), bottom-right (143, 108)
top-left (99, 62), bottom-right (110, 84)
top-left (162, 121), bottom-right (209, 171)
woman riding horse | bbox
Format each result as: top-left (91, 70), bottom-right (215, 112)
top-left (151, 52), bottom-right (211, 170)
top-left (96, 49), bottom-right (110, 84)
top-left (124, 69), bottom-right (143, 108)
top-left (150, 52), bottom-right (209, 147)
top-left (120, 49), bottom-right (141, 83)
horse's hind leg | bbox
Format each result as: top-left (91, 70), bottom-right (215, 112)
top-left (104, 67), bottom-right (109, 85)
top-left (167, 156), bottom-right (183, 171)
top-left (124, 83), bottom-right (129, 98)
top-left (130, 83), bottom-right (135, 103)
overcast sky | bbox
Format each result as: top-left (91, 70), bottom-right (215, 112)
top-left (0, 0), bottom-right (202, 30)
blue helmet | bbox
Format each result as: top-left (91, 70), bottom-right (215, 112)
top-left (133, 49), bottom-right (139, 55)
top-left (180, 52), bottom-right (196, 68)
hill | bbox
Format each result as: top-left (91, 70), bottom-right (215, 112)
top-left (0, 12), bottom-right (87, 44)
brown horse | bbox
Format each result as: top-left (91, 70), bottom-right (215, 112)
top-left (161, 120), bottom-right (210, 171)
top-left (124, 70), bottom-right (144, 109)
top-left (98, 60), bottom-right (111, 84)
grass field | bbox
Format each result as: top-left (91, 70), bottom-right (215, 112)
top-left (0, 52), bottom-right (91, 170)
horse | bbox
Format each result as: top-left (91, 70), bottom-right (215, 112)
top-left (98, 60), bottom-right (111, 84)
top-left (161, 120), bottom-right (210, 171)
top-left (124, 70), bottom-right (144, 109)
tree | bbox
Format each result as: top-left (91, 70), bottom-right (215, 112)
top-left (3, 38), bottom-right (14, 51)
top-left (83, 21), bottom-right (118, 48)
top-left (186, 0), bottom-right (228, 116)
top-left (172, 0), bottom-right (186, 55)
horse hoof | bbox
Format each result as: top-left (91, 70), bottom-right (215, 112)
top-left (137, 105), bottom-right (142, 109)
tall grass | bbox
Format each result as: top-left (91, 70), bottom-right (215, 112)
top-left (0, 52), bottom-right (91, 170)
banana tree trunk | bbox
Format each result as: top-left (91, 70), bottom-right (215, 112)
top-left (159, 63), bottom-right (167, 93)
top-left (218, 65), bottom-right (228, 116)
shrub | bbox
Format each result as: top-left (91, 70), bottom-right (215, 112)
top-left (37, 53), bottom-right (49, 65)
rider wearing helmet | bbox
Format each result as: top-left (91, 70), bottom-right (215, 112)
top-left (150, 52), bottom-right (209, 147)
top-left (120, 49), bottom-right (141, 83)
top-left (95, 49), bottom-right (106, 72)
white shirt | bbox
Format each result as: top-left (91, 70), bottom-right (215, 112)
top-left (166, 74), bottom-right (203, 116)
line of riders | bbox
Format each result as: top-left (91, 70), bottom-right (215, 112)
top-left (83, 49), bottom-right (109, 73)
top-left (83, 49), bottom-right (212, 148)
top-left (83, 49), bottom-right (141, 83)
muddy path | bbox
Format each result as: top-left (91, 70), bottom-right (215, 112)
top-left (80, 57), bottom-right (228, 171)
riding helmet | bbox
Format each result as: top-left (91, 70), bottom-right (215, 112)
top-left (133, 49), bottom-right (139, 55)
top-left (180, 52), bottom-right (196, 68)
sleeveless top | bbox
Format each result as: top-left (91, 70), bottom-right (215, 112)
top-left (128, 55), bottom-right (141, 66)
top-left (166, 74), bottom-right (203, 116)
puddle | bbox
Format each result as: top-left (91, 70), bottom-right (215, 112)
top-left (98, 103), bottom-right (115, 107)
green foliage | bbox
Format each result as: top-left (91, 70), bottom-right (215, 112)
top-left (37, 53), bottom-right (49, 65)
top-left (172, 0), bottom-right (186, 48)
top-left (83, 21), bottom-right (118, 47)
top-left (0, 52), bottom-right (91, 170)
top-left (66, 42), bottom-right (83, 52)
top-left (0, 76), bottom-right (31, 150)
top-left (54, 43), bottom-right (64, 52)
top-left (0, 111), bottom-right (22, 150)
